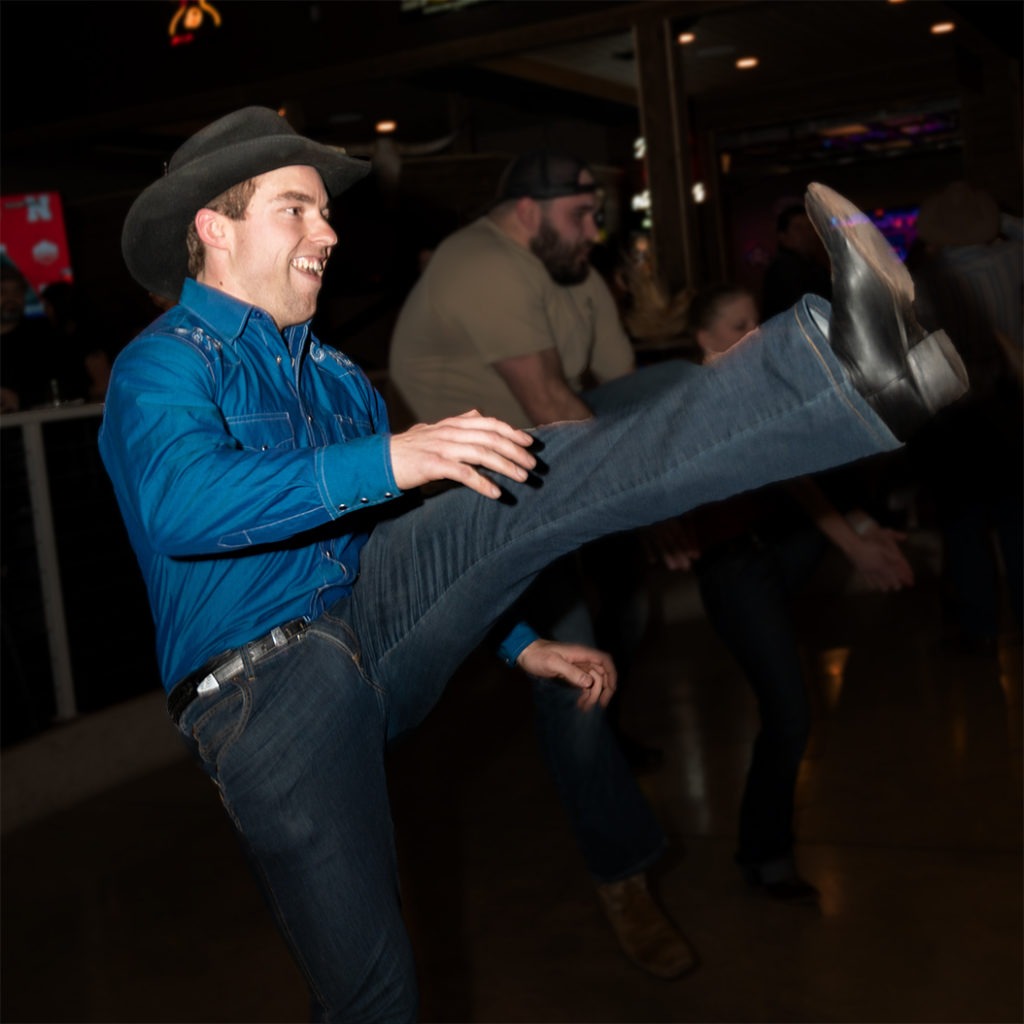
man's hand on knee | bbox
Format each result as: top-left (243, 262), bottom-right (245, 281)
top-left (390, 410), bottom-right (537, 500)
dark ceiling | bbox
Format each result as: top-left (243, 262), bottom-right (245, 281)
top-left (0, 0), bottom-right (1018, 339)
top-left (3, 0), bottom-right (1019, 170)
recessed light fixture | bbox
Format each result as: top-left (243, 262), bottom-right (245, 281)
top-left (820, 123), bottom-right (871, 138)
top-left (736, 56), bottom-right (759, 69)
top-left (677, 31), bottom-right (696, 44)
top-left (930, 21), bottom-right (955, 34)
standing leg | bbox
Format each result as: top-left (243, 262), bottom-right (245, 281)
top-left (175, 624), bottom-right (419, 1023)
top-left (581, 531), bottom-right (663, 772)
top-left (523, 557), bottom-right (667, 882)
top-left (525, 561), bottom-right (696, 978)
top-left (696, 526), bottom-right (826, 902)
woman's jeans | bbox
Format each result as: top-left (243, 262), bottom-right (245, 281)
top-left (175, 296), bottom-right (899, 1022)
top-left (696, 522), bottom-right (828, 875)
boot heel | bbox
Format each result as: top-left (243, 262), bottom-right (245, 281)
top-left (907, 329), bottom-right (970, 414)
top-left (870, 330), bottom-right (969, 439)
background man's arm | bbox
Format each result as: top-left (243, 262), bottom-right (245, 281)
top-left (492, 348), bottom-right (593, 425)
top-left (785, 476), bottom-right (914, 591)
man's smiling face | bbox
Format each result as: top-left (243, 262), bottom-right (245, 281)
top-left (211, 165), bottom-right (337, 330)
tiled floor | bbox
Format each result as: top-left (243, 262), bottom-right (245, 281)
top-left (2, 537), bottom-right (1021, 1023)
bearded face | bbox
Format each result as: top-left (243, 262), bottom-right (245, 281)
top-left (529, 213), bottom-right (592, 285)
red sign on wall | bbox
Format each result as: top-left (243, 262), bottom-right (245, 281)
top-left (0, 192), bottom-right (74, 314)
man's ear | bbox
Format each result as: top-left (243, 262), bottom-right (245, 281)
top-left (514, 197), bottom-right (542, 235)
top-left (194, 208), bottom-right (229, 250)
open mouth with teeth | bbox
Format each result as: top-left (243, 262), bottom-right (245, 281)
top-left (292, 256), bottom-right (327, 278)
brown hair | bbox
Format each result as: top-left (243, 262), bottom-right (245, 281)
top-left (684, 283), bottom-right (754, 338)
top-left (185, 178), bottom-right (257, 279)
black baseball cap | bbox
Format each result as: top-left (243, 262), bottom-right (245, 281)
top-left (496, 150), bottom-right (598, 201)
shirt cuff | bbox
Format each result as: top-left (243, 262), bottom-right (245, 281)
top-left (496, 621), bottom-right (539, 667)
top-left (316, 433), bottom-right (399, 516)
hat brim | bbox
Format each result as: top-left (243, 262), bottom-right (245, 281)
top-left (122, 134), bottom-right (371, 302)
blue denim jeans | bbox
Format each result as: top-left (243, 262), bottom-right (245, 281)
top-left (695, 520), bottom-right (827, 874)
top-left (175, 296), bottom-right (899, 1021)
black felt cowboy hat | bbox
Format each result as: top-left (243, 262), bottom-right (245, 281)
top-left (122, 106), bottom-right (371, 302)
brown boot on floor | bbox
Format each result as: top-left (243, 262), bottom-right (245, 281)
top-left (596, 873), bottom-right (698, 979)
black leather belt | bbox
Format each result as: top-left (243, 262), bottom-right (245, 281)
top-left (167, 617), bottom-right (309, 725)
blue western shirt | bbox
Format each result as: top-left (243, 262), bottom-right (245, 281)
top-left (99, 280), bottom-right (536, 690)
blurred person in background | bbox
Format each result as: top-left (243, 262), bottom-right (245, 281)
top-left (0, 264), bottom-right (85, 411)
top-left (761, 202), bottom-right (832, 321)
top-left (390, 150), bottom-right (695, 980)
top-left (638, 282), bottom-right (914, 904)
top-left (909, 181), bottom-right (1022, 655)
top-left (40, 281), bottom-right (112, 401)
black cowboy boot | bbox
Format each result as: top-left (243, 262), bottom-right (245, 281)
top-left (804, 182), bottom-right (969, 440)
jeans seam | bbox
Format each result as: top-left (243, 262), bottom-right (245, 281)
top-left (376, 381), bottom-right (856, 673)
top-left (793, 301), bottom-right (894, 445)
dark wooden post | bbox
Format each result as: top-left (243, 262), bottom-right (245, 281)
top-left (632, 12), bottom-right (698, 296)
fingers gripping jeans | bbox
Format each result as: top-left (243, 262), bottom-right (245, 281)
top-left (176, 297), bottom-right (899, 1022)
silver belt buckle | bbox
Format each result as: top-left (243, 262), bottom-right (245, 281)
top-left (195, 651), bottom-right (245, 696)
top-left (196, 673), bottom-right (220, 696)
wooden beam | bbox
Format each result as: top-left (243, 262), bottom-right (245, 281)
top-left (476, 56), bottom-right (638, 107)
top-left (633, 14), bottom-right (698, 294)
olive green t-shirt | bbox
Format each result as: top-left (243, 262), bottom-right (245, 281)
top-left (389, 216), bottom-right (634, 428)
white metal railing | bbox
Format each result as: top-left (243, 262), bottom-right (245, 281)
top-left (2, 402), bottom-right (106, 721)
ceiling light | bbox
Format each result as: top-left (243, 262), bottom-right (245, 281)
top-left (819, 123), bottom-right (871, 138)
top-left (677, 31), bottom-right (695, 45)
top-left (736, 57), bottom-right (759, 69)
top-left (930, 21), bottom-right (955, 34)
top-left (375, 120), bottom-right (397, 134)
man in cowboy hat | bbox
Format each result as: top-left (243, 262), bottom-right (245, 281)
top-left (99, 106), bottom-right (968, 1021)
